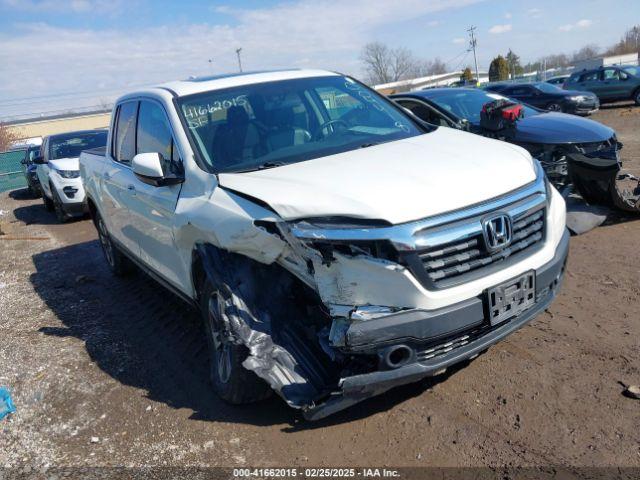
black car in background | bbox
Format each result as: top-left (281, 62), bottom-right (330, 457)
top-left (17, 144), bottom-right (42, 196)
top-left (546, 75), bottom-right (569, 86)
top-left (485, 82), bottom-right (599, 115)
top-left (391, 88), bottom-right (630, 210)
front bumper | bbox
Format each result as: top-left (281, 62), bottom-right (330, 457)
top-left (304, 229), bottom-right (569, 420)
top-left (569, 100), bottom-right (599, 115)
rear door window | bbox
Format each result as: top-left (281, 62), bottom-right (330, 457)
top-left (114, 101), bottom-right (138, 163)
top-left (579, 71), bottom-right (600, 82)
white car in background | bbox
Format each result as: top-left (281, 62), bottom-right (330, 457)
top-left (34, 130), bottom-right (108, 222)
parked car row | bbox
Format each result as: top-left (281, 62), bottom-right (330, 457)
top-left (391, 87), bottom-right (634, 209)
top-left (485, 82), bottom-right (600, 115)
top-left (17, 68), bottom-right (634, 420)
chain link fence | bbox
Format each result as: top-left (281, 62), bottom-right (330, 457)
top-left (0, 150), bottom-right (27, 193)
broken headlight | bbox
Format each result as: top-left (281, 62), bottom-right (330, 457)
top-left (290, 218), bottom-right (397, 264)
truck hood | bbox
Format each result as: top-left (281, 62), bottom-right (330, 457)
top-left (218, 127), bottom-right (536, 224)
top-left (506, 112), bottom-right (614, 145)
top-left (49, 157), bottom-right (80, 171)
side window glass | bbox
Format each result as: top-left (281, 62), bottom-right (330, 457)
top-left (137, 101), bottom-right (173, 160)
top-left (603, 69), bottom-right (619, 81)
top-left (580, 71), bottom-right (599, 82)
top-left (115, 101), bottom-right (138, 163)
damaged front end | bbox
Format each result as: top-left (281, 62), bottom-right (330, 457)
top-left (195, 167), bottom-right (568, 420)
top-left (520, 136), bottom-right (640, 213)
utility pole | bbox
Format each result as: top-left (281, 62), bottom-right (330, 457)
top-left (235, 48), bottom-right (243, 73)
top-left (467, 26), bottom-right (480, 85)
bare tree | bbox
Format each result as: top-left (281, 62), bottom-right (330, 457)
top-left (361, 42), bottom-right (393, 84)
top-left (427, 57), bottom-right (447, 75)
top-left (606, 24), bottom-right (640, 55)
top-left (572, 44), bottom-right (600, 62)
top-left (0, 123), bottom-right (18, 152)
top-left (390, 47), bottom-right (416, 83)
top-left (360, 42), bottom-right (420, 84)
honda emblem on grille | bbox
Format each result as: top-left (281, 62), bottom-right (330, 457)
top-left (483, 213), bottom-right (512, 251)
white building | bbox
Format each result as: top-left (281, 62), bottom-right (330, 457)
top-left (373, 71), bottom-right (489, 93)
top-left (573, 53), bottom-right (639, 71)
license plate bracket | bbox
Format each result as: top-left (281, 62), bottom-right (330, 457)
top-left (487, 271), bottom-right (536, 326)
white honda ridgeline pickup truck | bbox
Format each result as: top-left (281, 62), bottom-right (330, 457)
top-left (80, 69), bottom-right (568, 420)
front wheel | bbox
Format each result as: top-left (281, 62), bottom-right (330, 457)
top-left (200, 278), bottom-right (271, 404)
top-left (547, 103), bottom-right (562, 112)
top-left (51, 187), bottom-right (69, 223)
top-left (633, 89), bottom-right (640, 106)
top-left (42, 192), bottom-right (54, 212)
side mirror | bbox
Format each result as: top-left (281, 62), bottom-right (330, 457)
top-left (33, 155), bottom-right (46, 164)
top-left (132, 152), bottom-right (182, 187)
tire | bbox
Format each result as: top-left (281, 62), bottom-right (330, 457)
top-left (51, 187), bottom-right (69, 223)
top-left (633, 89), bottom-right (640, 106)
top-left (42, 191), bottom-right (54, 212)
top-left (95, 212), bottom-right (132, 276)
top-left (546, 103), bottom-right (562, 112)
top-left (199, 277), bottom-right (271, 404)
top-left (570, 172), bottom-right (611, 205)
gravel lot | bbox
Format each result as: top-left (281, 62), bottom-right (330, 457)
top-left (0, 104), bottom-right (639, 472)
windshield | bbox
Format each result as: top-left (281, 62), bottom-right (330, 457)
top-left (50, 131), bottom-right (107, 160)
top-left (622, 65), bottom-right (640, 77)
top-left (177, 75), bottom-right (423, 173)
top-left (534, 82), bottom-right (562, 93)
top-left (423, 89), bottom-right (539, 124)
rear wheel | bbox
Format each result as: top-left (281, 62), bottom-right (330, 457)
top-left (547, 102), bottom-right (562, 112)
top-left (96, 213), bottom-right (132, 276)
top-left (200, 277), bottom-right (271, 404)
top-left (633, 88), bottom-right (640, 106)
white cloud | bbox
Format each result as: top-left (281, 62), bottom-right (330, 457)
top-left (452, 37), bottom-right (466, 44)
top-left (489, 24), bottom-right (512, 34)
top-left (0, 0), bottom-right (484, 117)
top-left (427, 20), bottom-right (441, 27)
top-left (559, 19), bottom-right (593, 32)
top-left (504, 12), bottom-right (512, 19)
top-left (0, 0), bottom-right (123, 13)
top-left (527, 8), bottom-right (542, 18)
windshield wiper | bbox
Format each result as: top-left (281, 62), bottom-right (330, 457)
top-left (235, 161), bottom-right (285, 173)
top-left (256, 161), bottom-right (284, 170)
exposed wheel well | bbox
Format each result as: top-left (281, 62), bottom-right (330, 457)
top-left (191, 249), bottom-right (206, 303)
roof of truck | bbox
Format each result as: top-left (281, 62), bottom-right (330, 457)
top-left (157, 69), bottom-right (340, 97)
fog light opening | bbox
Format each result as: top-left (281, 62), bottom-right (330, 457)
top-left (385, 345), bottom-right (413, 369)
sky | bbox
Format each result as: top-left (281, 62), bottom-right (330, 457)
top-left (1, 0), bottom-right (638, 120)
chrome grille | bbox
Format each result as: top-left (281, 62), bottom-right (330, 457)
top-left (418, 207), bottom-right (545, 287)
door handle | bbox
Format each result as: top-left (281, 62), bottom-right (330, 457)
top-left (127, 184), bottom-right (136, 192)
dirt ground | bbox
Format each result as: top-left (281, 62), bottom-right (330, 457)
top-left (1, 104), bottom-right (639, 472)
